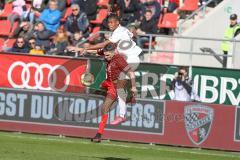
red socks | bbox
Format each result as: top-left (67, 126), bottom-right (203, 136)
top-left (98, 114), bottom-right (108, 134)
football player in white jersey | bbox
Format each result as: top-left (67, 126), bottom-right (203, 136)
top-left (68, 14), bottom-right (142, 125)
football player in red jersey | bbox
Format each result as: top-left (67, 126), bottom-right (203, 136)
top-left (68, 14), bottom-right (141, 125)
top-left (85, 44), bottom-right (137, 142)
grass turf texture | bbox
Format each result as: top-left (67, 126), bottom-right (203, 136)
top-left (0, 131), bottom-right (239, 160)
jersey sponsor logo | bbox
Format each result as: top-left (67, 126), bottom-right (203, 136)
top-left (118, 40), bottom-right (133, 50)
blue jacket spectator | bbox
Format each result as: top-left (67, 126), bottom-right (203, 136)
top-left (65, 4), bottom-right (89, 37)
top-left (39, 0), bottom-right (61, 33)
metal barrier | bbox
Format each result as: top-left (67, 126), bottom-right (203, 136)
top-left (90, 31), bottom-right (240, 69)
top-left (2, 30), bottom-right (238, 69)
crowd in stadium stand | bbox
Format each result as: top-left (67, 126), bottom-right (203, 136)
top-left (0, 0), bottom-right (223, 55)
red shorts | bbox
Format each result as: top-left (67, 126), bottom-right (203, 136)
top-left (101, 80), bottom-right (117, 100)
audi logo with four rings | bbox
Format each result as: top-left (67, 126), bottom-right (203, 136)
top-left (7, 61), bottom-right (70, 91)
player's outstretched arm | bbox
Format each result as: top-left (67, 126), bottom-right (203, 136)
top-left (84, 49), bottom-right (98, 53)
top-left (67, 40), bottom-right (112, 54)
top-left (86, 40), bottom-right (112, 50)
top-left (66, 46), bottom-right (84, 52)
top-left (81, 49), bottom-right (100, 56)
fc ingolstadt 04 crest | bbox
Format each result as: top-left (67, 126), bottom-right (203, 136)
top-left (184, 104), bottom-right (214, 145)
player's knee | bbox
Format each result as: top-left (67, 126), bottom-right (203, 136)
top-left (106, 93), bottom-right (117, 101)
top-left (101, 107), bottom-right (109, 115)
top-left (117, 89), bottom-right (127, 100)
top-left (101, 107), bottom-right (105, 115)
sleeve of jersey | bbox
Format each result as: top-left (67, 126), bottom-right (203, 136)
top-left (108, 32), bottom-right (120, 43)
top-left (116, 55), bottom-right (131, 73)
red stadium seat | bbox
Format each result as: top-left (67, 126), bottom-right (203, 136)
top-left (0, 38), bottom-right (4, 51)
top-left (97, 0), bottom-right (109, 7)
top-left (6, 38), bottom-right (16, 48)
top-left (0, 38), bottom-right (15, 51)
top-left (61, 7), bottom-right (72, 22)
top-left (178, 0), bottom-right (199, 12)
top-left (88, 27), bottom-right (100, 42)
top-left (158, 13), bottom-right (178, 29)
top-left (67, 0), bottom-right (71, 5)
top-left (0, 20), bottom-right (12, 36)
top-left (92, 26), bottom-right (100, 34)
top-left (90, 9), bottom-right (108, 24)
top-left (144, 41), bottom-right (157, 48)
top-left (0, 3), bottom-right (13, 18)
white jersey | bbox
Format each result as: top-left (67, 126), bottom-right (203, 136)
top-left (109, 26), bottom-right (142, 118)
top-left (108, 25), bottom-right (142, 62)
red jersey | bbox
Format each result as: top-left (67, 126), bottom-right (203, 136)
top-left (97, 49), bottom-right (130, 81)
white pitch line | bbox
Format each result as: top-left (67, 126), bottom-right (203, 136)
top-left (99, 143), bottom-right (240, 158)
top-left (1, 133), bottom-right (240, 158)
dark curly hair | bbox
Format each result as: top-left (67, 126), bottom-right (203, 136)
top-left (107, 13), bottom-right (120, 22)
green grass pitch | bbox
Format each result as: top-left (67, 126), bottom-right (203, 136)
top-left (0, 131), bottom-right (239, 160)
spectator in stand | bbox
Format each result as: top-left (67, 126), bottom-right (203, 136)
top-left (56, 0), bottom-right (67, 15)
top-left (117, 0), bottom-right (141, 26)
top-left (8, 0), bottom-right (27, 35)
top-left (67, 31), bottom-right (89, 56)
top-left (127, 25), bottom-right (138, 43)
top-left (48, 27), bottom-right (69, 55)
top-left (11, 21), bottom-right (34, 40)
top-left (221, 14), bottom-right (240, 68)
top-left (0, 0), bottom-right (5, 14)
top-left (70, 31), bottom-right (88, 47)
top-left (76, 0), bottom-right (97, 21)
top-left (136, 10), bottom-right (157, 48)
top-left (164, 0), bottom-right (179, 12)
top-left (108, 0), bottom-right (119, 13)
top-left (33, 21), bottom-right (52, 51)
top-left (141, 0), bottom-right (161, 20)
top-left (25, 0), bottom-right (47, 24)
top-left (9, 37), bottom-right (29, 53)
top-left (29, 41), bottom-right (45, 55)
top-left (28, 37), bottom-right (36, 50)
top-left (128, 24), bottom-right (146, 60)
top-left (65, 4), bottom-right (89, 38)
top-left (39, 0), bottom-right (61, 36)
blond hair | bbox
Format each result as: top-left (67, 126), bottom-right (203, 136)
top-left (53, 27), bottom-right (69, 43)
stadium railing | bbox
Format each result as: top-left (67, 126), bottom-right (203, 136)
top-left (83, 31), bottom-right (240, 69)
